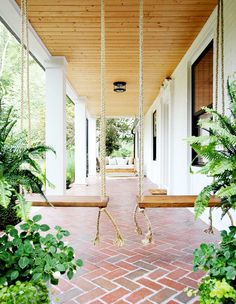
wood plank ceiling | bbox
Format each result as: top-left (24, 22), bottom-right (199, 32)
top-left (16, 0), bottom-right (217, 117)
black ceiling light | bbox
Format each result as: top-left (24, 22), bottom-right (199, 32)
top-left (113, 81), bottom-right (126, 93)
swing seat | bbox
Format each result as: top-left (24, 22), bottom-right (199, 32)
top-left (149, 189), bottom-right (167, 195)
top-left (25, 194), bottom-right (109, 208)
top-left (137, 195), bottom-right (221, 209)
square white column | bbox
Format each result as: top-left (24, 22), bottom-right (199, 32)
top-left (45, 56), bottom-right (67, 195)
top-left (74, 97), bottom-right (87, 184)
top-left (88, 117), bottom-right (97, 176)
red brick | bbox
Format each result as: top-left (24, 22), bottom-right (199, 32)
top-left (75, 288), bottom-right (105, 304)
top-left (137, 278), bottom-right (162, 291)
top-left (98, 261), bottom-right (119, 271)
top-left (148, 268), bottom-right (168, 280)
top-left (101, 287), bottom-right (129, 304)
top-left (72, 277), bottom-right (96, 291)
top-left (150, 288), bottom-right (176, 303)
top-left (104, 268), bottom-right (128, 280)
top-left (83, 268), bottom-right (107, 280)
top-left (187, 270), bottom-right (205, 281)
top-left (115, 277), bottom-right (140, 291)
top-left (125, 254), bottom-right (144, 263)
top-left (126, 288), bottom-right (153, 303)
top-left (159, 278), bottom-right (186, 291)
top-left (93, 277), bottom-right (118, 291)
top-left (154, 261), bottom-right (177, 271)
top-left (166, 301), bottom-right (179, 304)
top-left (116, 261), bottom-right (137, 271)
top-left (172, 261), bottom-right (193, 271)
top-left (125, 269), bottom-right (148, 280)
top-left (179, 277), bottom-right (199, 289)
top-left (167, 268), bottom-right (189, 280)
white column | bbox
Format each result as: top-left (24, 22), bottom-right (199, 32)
top-left (74, 97), bottom-right (87, 184)
top-left (88, 117), bottom-right (97, 176)
top-left (45, 56), bottom-right (67, 195)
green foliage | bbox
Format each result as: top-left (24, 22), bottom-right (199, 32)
top-left (66, 149), bottom-right (75, 189)
top-left (187, 78), bottom-right (236, 219)
top-left (97, 118), bottom-right (134, 156)
top-left (0, 106), bottom-right (54, 228)
top-left (0, 215), bottom-right (83, 287)
top-left (193, 227), bottom-right (236, 282)
top-left (0, 280), bottom-right (50, 304)
top-left (187, 277), bottom-right (236, 304)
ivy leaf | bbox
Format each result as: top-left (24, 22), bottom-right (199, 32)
top-left (67, 270), bottom-right (73, 280)
top-left (226, 266), bottom-right (236, 280)
top-left (32, 214), bottom-right (42, 223)
top-left (19, 256), bottom-right (30, 269)
top-left (76, 259), bottom-right (83, 267)
top-left (40, 224), bottom-right (50, 232)
top-left (32, 273), bottom-right (42, 282)
top-left (57, 264), bottom-right (65, 272)
top-left (10, 270), bottom-right (19, 281)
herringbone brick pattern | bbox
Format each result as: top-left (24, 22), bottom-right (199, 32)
top-left (35, 177), bottom-right (219, 303)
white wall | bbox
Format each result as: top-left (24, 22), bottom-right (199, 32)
top-left (144, 0), bottom-right (236, 230)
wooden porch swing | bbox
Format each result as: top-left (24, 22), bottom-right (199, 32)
top-left (20, 0), bottom-right (123, 246)
top-left (134, 0), bottom-right (225, 244)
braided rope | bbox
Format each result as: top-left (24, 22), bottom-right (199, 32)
top-left (214, 0), bottom-right (220, 111)
top-left (214, 0), bottom-right (225, 114)
top-left (25, 0), bottom-right (32, 147)
top-left (204, 207), bottom-right (214, 234)
top-left (93, 208), bottom-right (124, 247)
top-left (20, 0), bottom-right (25, 131)
top-left (20, 0), bottom-right (31, 146)
top-left (93, 208), bottom-right (102, 245)
top-left (93, 0), bottom-right (124, 247)
top-left (138, 0), bottom-right (144, 200)
top-left (134, 205), bottom-right (143, 235)
top-left (140, 208), bottom-right (154, 245)
top-left (100, 0), bottom-right (106, 200)
top-left (133, 0), bottom-right (153, 245)
top-left (220, 0), bottom-right (225, 115)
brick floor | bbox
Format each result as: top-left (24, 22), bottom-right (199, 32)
top-left (34, 177), bottom-right (219, 303)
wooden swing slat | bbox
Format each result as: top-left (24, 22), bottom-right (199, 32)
top-left (149, 189), bottom-right (167, 195)
top-left (137, 195), bottom-right (221, 209)
top-left (25, 194), bottom-right (109, 208)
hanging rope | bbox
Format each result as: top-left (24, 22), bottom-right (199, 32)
top-left (20, 0), bottom-right (25, 132)
top-left (21, 0), bottom-right (32, 145)
top-left (93, 0), bottom-right (124, 247)
top-left (207, 0), bottom-right (225, 233)
top-left (133, 0), bottom-right (153, 245)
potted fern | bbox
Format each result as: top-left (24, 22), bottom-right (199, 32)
top-left (0, 106), bottom-right (53, 229)
top-left (187, 78), bottom-right (236, 303)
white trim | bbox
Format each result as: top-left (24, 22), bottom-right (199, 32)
top-left (0, 0), bottom-right (51, 64)
top-left (0, 0), bottom-right (79, 105)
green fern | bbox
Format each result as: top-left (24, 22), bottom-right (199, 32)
top-left (0, 105), bottom-right (54, 226)
top-left (187, 78), bottom-right (236, 219)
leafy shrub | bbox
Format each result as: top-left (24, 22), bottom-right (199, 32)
top-left (0, 281), bottom-right (50, 304)
top-left (187, 227), bottom-right (236, 303)
top-left (187, 79), bottom-right (236, 219)
top-left (193, 227), bottom-right (236, 283)
top-left (0, 214), bottom-right (83, 286)
top-left (0, 106), bottom-right (54, 227)
top-left (187, 277), bottom-right (236, 304)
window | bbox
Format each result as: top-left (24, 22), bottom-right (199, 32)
top-left (191, 41), bottom-right (213, 165)
top-left (153, 110), bottom-right (157, 161)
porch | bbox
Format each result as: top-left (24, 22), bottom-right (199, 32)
top-left (35, 177), bottom-right (219, 303)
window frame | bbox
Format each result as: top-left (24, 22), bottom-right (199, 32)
top-left (191, 40), bottom-right (213, 166)
top-left (153, 110), bottom-right (157, 161)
